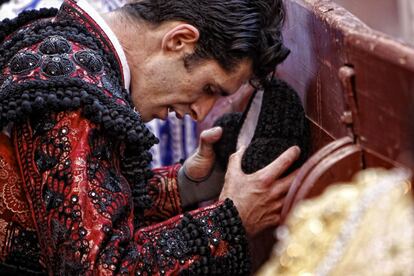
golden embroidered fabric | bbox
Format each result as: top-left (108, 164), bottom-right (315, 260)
top-left (257, 168), bottom-right (414, 276)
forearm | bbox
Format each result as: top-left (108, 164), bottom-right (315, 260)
top-left (145, 162), bottom-right (226, 213)
top-left (178, 164), bottom-right (225, 208)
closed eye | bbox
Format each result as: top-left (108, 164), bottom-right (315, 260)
top-left (203, 84), bottom-right (215, 96)
top-left (204, 84), bottom-right (230, 97)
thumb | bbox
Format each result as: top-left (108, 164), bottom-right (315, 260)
top-left (198, 127), bottom-right (223, 157)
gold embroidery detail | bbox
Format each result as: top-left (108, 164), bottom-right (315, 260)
top-left (0, 218), bottom-right (8, 261)
top-left (0, 156), bottom-right (31, 227)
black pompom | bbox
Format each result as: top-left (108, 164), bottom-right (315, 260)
top-left (72, 97), bottom-right (81, 108)
top-left (21, 100), bottom-right (32, 113)
top-left (47, 93), bottom-right (58, 108)
top-left (6, 110), bottom-right (16, 121)
top-left (61, 97), bottom-right (72, 108)
top-left (127, 129), bottom-right (139, 143)
top-left (33, 96), bottom-right (46, 109)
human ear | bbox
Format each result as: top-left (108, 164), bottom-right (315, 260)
top-left (161, 24), bottom-right (200, 54)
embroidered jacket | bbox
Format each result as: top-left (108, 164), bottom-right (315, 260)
top-left (0, 1), bottom-right (250, 275)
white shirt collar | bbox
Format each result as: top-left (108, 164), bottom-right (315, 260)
top-left (76, 0), bottom-right (131, 91)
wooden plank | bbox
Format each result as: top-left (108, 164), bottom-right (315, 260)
top-left (278, 0), bottom-right (355, 143)
top-left (345, 31), bottom-right (414, 169)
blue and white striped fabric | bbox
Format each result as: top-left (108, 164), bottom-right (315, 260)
top-left (147, 114), bottom-right (198, 168)
top-left (0, 0), bottom-right (199, 167)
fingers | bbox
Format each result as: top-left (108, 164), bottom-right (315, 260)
top-left (262, 171), bottom-right (298, 224)
top-left (271, 199), bottom-right (284, 213)
top-left (258, 194), bottom-right (288, 231)
top-left (258, 212), bottom-right (282, 232)
top-left (271, 169), bottom-right (299, 195)
top-left (227, 146), bottom-right (246, 171)
top-left (198, 127), bottom-right (223, 157)
top-left (255, 146), bottom-right (301, 183)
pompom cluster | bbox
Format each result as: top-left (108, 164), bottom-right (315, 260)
top-left (180, 199), bottom-right (251, 275)
top-left (0, 9), bottom-right (157, 210)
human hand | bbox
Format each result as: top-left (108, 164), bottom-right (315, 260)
top-left (183, 127), bottom-right (223, 181)
top-left (219, 146), bottom-right (300, 236)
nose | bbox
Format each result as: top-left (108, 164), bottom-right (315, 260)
top-left (190, 96), bottom-right (218, 122)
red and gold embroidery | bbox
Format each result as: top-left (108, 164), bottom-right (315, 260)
top-left (0, 137), bottom-right (32, 228)
top-left (0, 218), bottom-right (8, 261)
top-left (144, 164), bottom-right (183, 225)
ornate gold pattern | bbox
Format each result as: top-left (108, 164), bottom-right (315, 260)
top-left (0, 156), bottom-right (31, 227)
top-left (0, 218), bottom-right (7, 261)
top-left (257, 169), bottom-right (414, 276)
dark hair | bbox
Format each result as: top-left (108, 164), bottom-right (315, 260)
top-left (120, 0), bottom-right (290, 87)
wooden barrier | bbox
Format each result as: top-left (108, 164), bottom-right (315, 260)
top-left (279, 0), bottom-right (414, 215)
top-left (250, 0), bottom-right (414, 270)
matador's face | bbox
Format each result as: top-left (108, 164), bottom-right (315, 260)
top-left (122, 21), bottom-right (252, 123)
top-left (131, 56), bottom-right (252, 123)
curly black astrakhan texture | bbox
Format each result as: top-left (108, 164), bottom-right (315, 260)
top-left (214, 79), bottom-right (310, 174)
top-left (213, 112), bottom-right (242, 170)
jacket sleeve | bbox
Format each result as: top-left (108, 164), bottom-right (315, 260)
top-left (14, 111), bottom-right (250, 275)
top-left (142, 164), bottom-right (183, 226)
